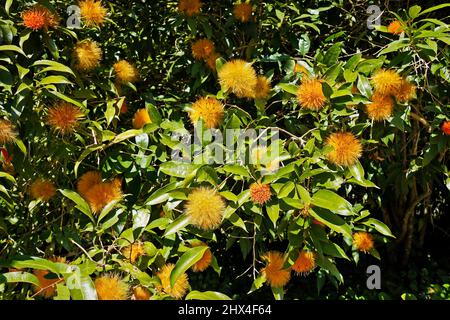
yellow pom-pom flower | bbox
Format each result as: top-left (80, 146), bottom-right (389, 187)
top-left (157, 263), bottom-right (189, 299)
top-left (233, 3), bottom-right (253, 23)
top-left (353, 232), bottom-right (374, 253)
top-left (73, 40), bottom-right (102, 71)
top-left (218, 59), bottom-right (257, 99)
top-left (325, 132), bottom-right (362, 167)
top-left (387, 20), bottom-right (404, 35)
top-left (132, 108), bottom-right (152, 129)
top-left (47, 102), bottom-right (84, 135)
top-left (191, 39), bottom-right (215, 60)
top-left (191, 241), bottom-right (213, 272)
top-left (250, 182), bottom-right (272, 205)
top-left (84, 178), bottom-right (122, 213)
top-left (77, 171), bottom-right (102, 198)
top-left (0, 119), bottom-right (17, 145)
top-left (371, 69), bottom-right (403, 96)
top-left (185, 187), bottom-right (226, 230)
top-left (254, 75), bottom-right (271, 100)
top-left (30, 179), bottom-right (56, 201)
top-left (394, 79), bottom-right (416, 103)
top-left (33, 256), bottom-right (66, 298)
top-left (296, 78), bottom-right (326, 110)
top-left (95, 274), bottom-right (129, 300)
top-left (122, 242), bottom-right (145, 263)
top-left (178, 0), bottom-right (202, 16)
top-left (79, 0), bottom-right (107, 26)
top-left (189, 97), bottom-right (224, 129)
top-left (132, 286), bottom-right (151, 300)
top-left (114, 60), bottom-right (139, 84)
top-left (292, 251), bottom-right (316, 275)
top-left (367, 92), bottom-right (394, 121)
top-left (260, 251), bottom-right (291, 288)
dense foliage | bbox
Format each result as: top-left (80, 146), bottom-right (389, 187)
top-left (0, 0), bottom-right (449, 300)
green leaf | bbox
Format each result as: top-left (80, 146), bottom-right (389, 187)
top-left (222, 164), bottom-right (249, 177)
top-left (7, 256), bottom-right (59, 274)
top-left (378, 40), bottom-right (409, 55)
top-left (33, 60), bottom-right (75, 77)
top-left (408, 5), bottom-right (421, 19)
top-left (48, 90), bottom-right (84, 109)
top-left (0, 45), bottom-right (26, 56)
top-left (163, 214), bottom-right (191, 237)
top-left (39, 75), bottom-right (73, 86)
top-left (311, 190), bottom-right (353, 215)
top-left (0, 272), bottom-right (40, 286)
top-left (170, 246), bottom-right (208, 287)
top-left (323, 43), bottom-right (342, 66)
top-left (248, 274), bottom-right (266, 293)
top-left (112, 129), bottom-right (144, 144)
top-left (266, 202), bottom-right (280, 227)
top-left (74, 144), bottom-right (104, 176)
top-left (59, 189), bottom-right (94, 223)
top-left (277, 83), bottom-right (298, 95)
top-left (361, 218), bottom-right (395, 238)
top-left (69, 274), bottom-right (98, 300)
top-left (5, 0), bottom-right (13, 14)
top-left (418, 4), bottom-right (450, 16)
top-left (309, 208), bottom-right (352, 238)
top-left (185, 290), bottom-right (232, 300)
top-left (271, 286), bottom-right (284, 300)
top-left (160, 161), bottom-right (199, 178)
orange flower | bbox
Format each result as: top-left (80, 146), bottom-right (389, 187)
top-left (79, 0), bottom-right (107, 26)
top-left (254, 75), bottom-right (271, 100)
top-left (33, 256), bottom-right (66, 298)
top-left (178, 0), bottom-right (202, 16)
top-left (250, 183), bottom-right (272, 205)
top-left (441, 121), bottom-right (450, 135)
top-left (292, 251), bottom-right (316, 275)
top-left (296, 78), bottom-right (326, 110)
top-left (157, 263), bottom-right (189, 299)
top-left (353, 232), bottom-right (374, 253)
top-left (205, 52), bottom-right (221, 71)
top-left (114, 60), bottom-right (139, 84)
top-left (30, 179), bottom-right (56, 201)
top-left (371, 69), bottom-right (403, 96)
top-left (387, 20), bottom-right (404, 35)
top-left (191, 39), bottom-right (215, 60)
top-left (47, 102), bottom-right (84, 135)
top-left (189, 97), bottom-right (224, 129)
top-left (326, 132), bottom-right (362, 167)
top-left (122, 242), bottom-right (145, 263)
top-left (73, 40), bottom-right (102, 71)
top-left (22, 5), bottom-right (59, 31)
top-left (0, 119), bottom-right (17, 145)
top-left (83, 178), bottom-right (122, 213)
top-left (260, 251), bottom-right (291, 287)
top-left (77, 171), bottom-right (102, 198)
top-left (233, 3), bottom-right (253, 23)
top-left (132, 286), bottom-right (151, 300)
top-left (185, 187), bottom-right (226, 230)
top-left (218, 59), bottom-right (257, 99)
top-left (132, 108), bottom-right (152, 129)
top-left (367, 92), bottom-right (394, 121)
top-left (95, 274), bottom-right (129, 300)
top-left (394, 79), bottom-right (416, 103)
top-left (191, 241), bottom-right (213, 272)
